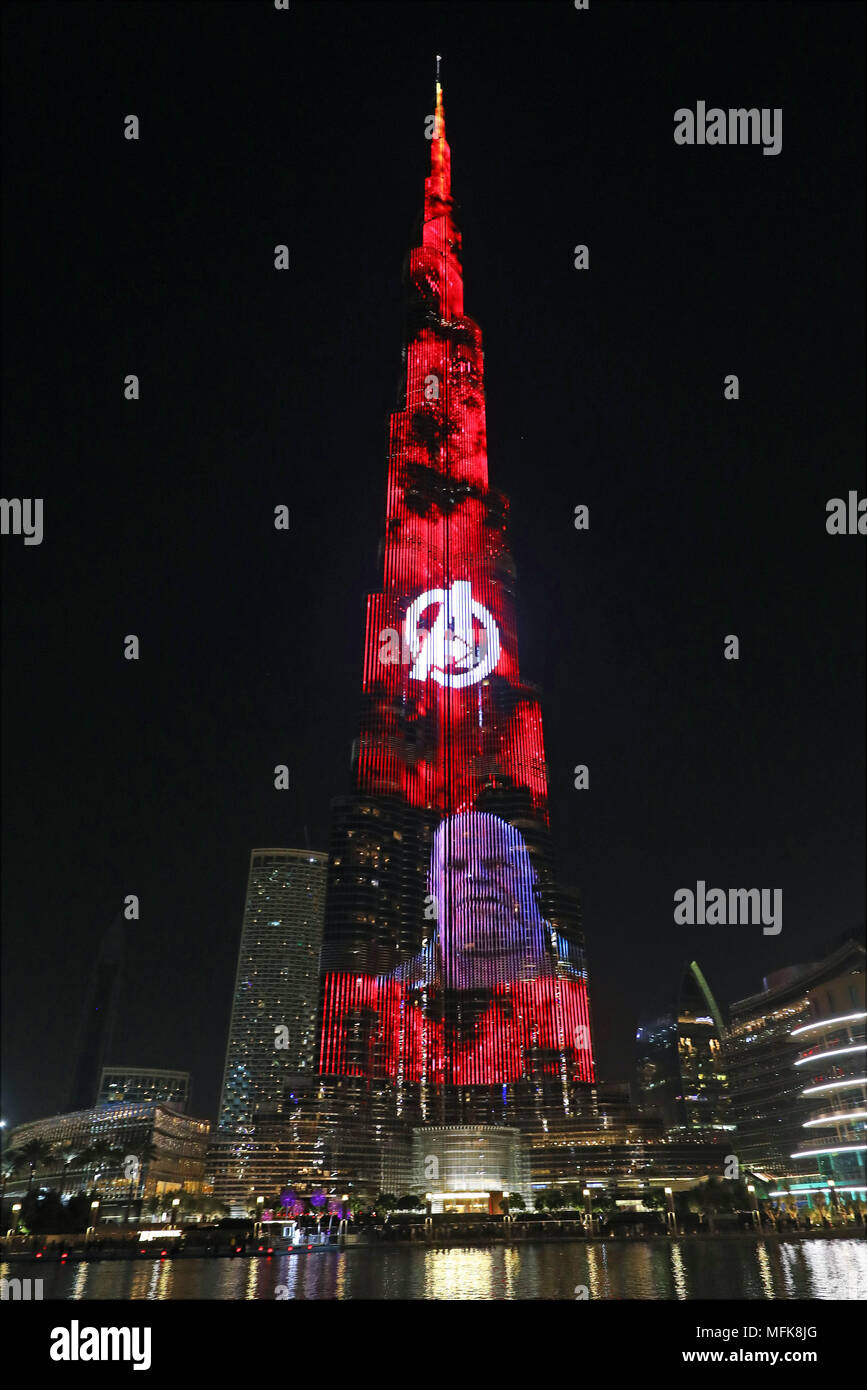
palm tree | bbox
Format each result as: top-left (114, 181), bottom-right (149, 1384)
top-left (535, 1187), bottom-right (565, 1213)
top-left (18, 1139), bottom-right (54, 1193)
top-left (82, 1139), bottom-right (123, 1187)
top-left (1, 1147), bottom-right (27, 1198)
top-left (184, 1193), bottom-right (227, 1223)
top-left (376, 1192), bottom-right (397, 1222)
top-left (638, 1190), bottom-right (669, 1227)
top-left (53, 1143), bottom-right (87, 1196)
top-left (141, 1191), bottom-right (167, 1223)
top-left (166, 1190), bottom-right (227, 1225)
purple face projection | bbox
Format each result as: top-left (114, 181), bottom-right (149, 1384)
top-left (431, 811), bottom-right (553, 990)
top-left (319, 809), bottom-right (596, 1085)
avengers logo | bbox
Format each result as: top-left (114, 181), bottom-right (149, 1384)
top-left (404, 581), bottom-right (501, 688)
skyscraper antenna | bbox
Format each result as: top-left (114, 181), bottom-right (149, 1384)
top-left (436, 53), bottom-right (441, 84)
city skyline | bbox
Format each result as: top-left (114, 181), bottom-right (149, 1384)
top-left (2, 1), bottom-right (864, 1132)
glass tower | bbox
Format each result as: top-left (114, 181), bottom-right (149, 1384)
top-left (211, 848), bottom-right (327, 1207)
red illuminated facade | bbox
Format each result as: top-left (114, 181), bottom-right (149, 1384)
top-left (307, 81), bottom-right (596, 1194)
top-left (357, 83), bottom-right (547, 818)
top-left (321, 972), bottom-right (594, 1088)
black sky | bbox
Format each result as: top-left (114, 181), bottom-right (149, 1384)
top-left (1, 0), bottom-right (864, 1127)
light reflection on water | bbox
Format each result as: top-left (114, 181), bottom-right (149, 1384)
top-left (670, 1242), bottom-right (687, 1300)
top-left (4, 1239), bottom-right (865, 1301)
top-left (756, 1241), bottom-right (775, 1299)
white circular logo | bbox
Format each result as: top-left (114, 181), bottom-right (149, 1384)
top-left (404, 581), bottom-right (501, 688)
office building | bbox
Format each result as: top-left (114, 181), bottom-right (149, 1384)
top-left (210, 848), bottom-right (327, 1207)
top-left (97, 1067), bottom-right (190, 1111)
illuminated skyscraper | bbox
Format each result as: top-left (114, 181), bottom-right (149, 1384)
top-left (305, 79), bottom-right (597, 1204)
top-left (210, 848), bottom-right (327, 1208)
top-left (635, 961), bottom-right (730, 1134)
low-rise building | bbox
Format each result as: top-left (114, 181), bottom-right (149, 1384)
top-left (4, 1103), bottom-right (211, 1216)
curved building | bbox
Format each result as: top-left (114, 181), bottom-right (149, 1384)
top-left (726, 932), bottom-right (866, 1179)
top-left (790, 980), bottom-right (866, 1192)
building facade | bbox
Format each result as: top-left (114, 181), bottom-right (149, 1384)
top-left (726, 932), bottom-right (866, 1178)
top-left (789, 971), bottom-right (866, 1193)
top-left (636, 960), bottom-right (730, 1134)
top-left (411, 1126), bottom-right (530, 1213)
top-left (5, 1103), bottom-right (210, 1210)
top-left (294, 78), bottom-right (597, 1207)
top-left (210, 848), bottom-right (327, 1207)
top-left (97, 1067), bottom-right (190, 1111)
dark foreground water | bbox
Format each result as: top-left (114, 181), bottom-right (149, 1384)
top-left (5, 1238), bottom-right (866, 1299)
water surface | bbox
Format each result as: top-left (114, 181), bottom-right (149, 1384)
top-left (5, 1237), bottom-right (865, 1300)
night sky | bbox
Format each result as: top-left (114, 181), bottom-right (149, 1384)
top-left (2, 1), bottom-right (864, 1128)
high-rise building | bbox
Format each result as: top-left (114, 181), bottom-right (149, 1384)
top-left (636, 961), bottom-right (730, 1134)
top-left (300, 78), bottom-right (597, 1207)
top-left (68, 912), bottom-right (126, 1112)
top-left (726, 931), bottom-right (866, 1177)
top-left (97, 1067), bottom-right (191, 1112)
top-left (210, 848), bottom-right (327, 1208)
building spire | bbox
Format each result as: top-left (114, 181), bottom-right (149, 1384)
top-left (418, 63), bottom-right (462, 317)
top-left (425, 58), bottom-right (451, 223)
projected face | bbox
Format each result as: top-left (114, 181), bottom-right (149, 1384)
top-left (431, 811), bottom-right (550, 989)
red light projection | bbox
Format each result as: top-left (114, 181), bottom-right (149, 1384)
top-left (319, 82), bottom-right (595, 1097)
top-left (437, 977), bottom-right (594, 1086)
top-left (320, 973), bottom-right (594, 1088)
top-left (354, 83), bottom-right (545, 820)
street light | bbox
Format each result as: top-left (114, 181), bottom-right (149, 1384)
top-left (86, 1200), bottom-right (100, 1249)
top-left (664, 1186), bottom-right (678, 1235)
top-left (583, 1187), bottom-right (593, 1236)
top-left (6, 1202), bottom-right (22, 1241)
top-left (747, 1183), bottom-right (760, 1229)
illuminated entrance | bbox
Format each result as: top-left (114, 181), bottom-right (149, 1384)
top-left (413, 1125), bottom-right (529, 1214)
top-left (427, 1190), bottom-right (506, 1215)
